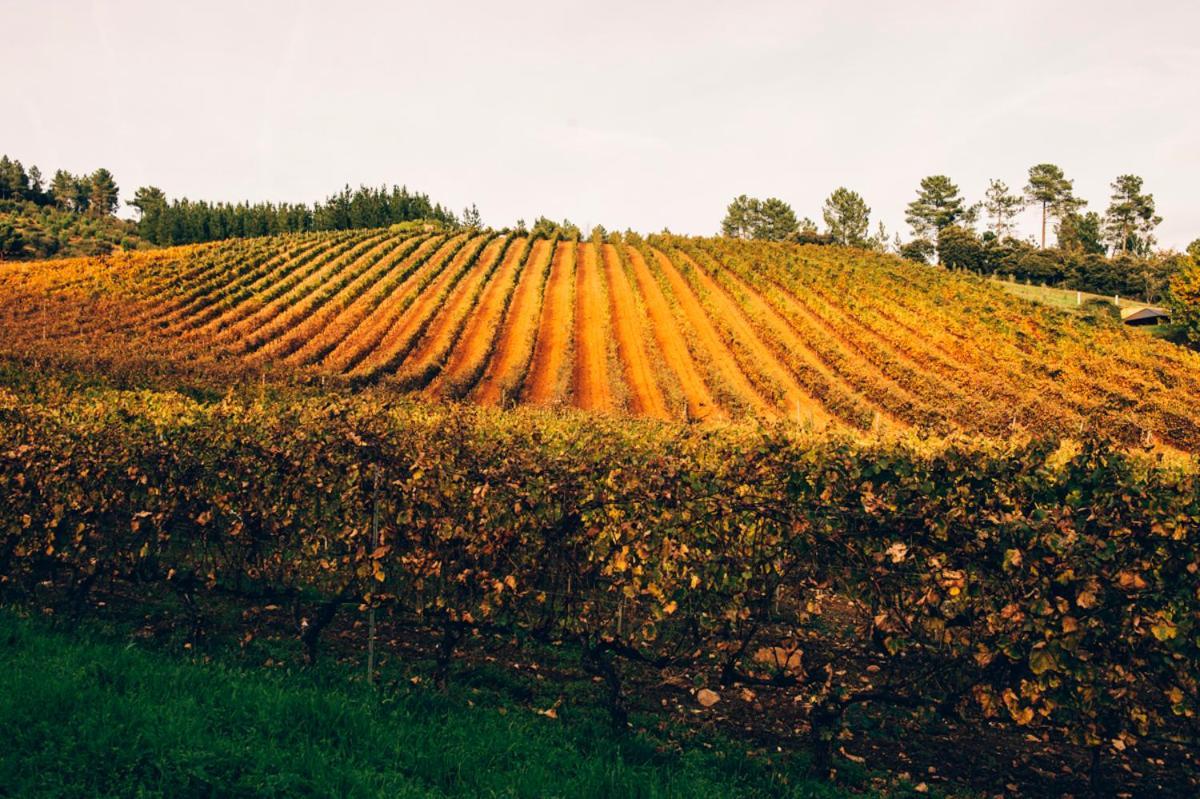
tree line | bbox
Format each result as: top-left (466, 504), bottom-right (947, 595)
top-left (129, 185), bottom-right (468, 246)
top-left (0, 153), bottom-right (472, 252)
top-left (721, 164), bottom-right (1197, 304)
top-left (0, 155), bottom-right (130, 259)
top-left (0, 154), bottom-right (120, 216)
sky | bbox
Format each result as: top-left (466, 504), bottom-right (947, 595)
top-left (5, 0), bottom-right (1199, 249)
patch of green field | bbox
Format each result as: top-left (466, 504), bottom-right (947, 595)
top-left (0, 610), bottom-right (868, 799)
top-left (991, 279), bottom-right (1122, 312)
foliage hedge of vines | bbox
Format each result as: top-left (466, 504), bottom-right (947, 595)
top-left (0, 370), bottom-right (1196, 771)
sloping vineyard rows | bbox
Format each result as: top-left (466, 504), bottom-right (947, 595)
top-left (2, 230), bottom-right (1200, 450)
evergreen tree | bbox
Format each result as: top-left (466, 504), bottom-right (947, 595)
top-left (1023, 164), bottom-right (1083, 248)
top-left (1056, 211), bottom-right (1105, 254)
top-left (0, 220), bottom-right (24, 258)
top-left (26, 166), bottom-right (45, 202)
top-left (0, 156), bottom-right (29, 200)
top-left (461, 203), bottom-right (482, 229)
top-left (721, 195), bottom-right (760, 239)
top-left (905, 176), bottom-right (967, 259)
top-left (822, 187), bottom-right (871, 247)
top-left (87, 169), bottom-right (120, 216)
top-left (50, 170), bottom-right (77, 210)
top-left (721, 195), bottom-right (797, 241)
top-left (867, 221), bottom-right (891, 253)
top-left (129, 186), bottom-right (166, 218)
top-left (1103, 174), bottom-right (1161, 255)
top-left (531, 217), bottom-right (580, 239)
top-left (937, 226), bottom-right (986, 272)
top-left (71, 175), bottom-right (92, 214)
top-left (899, 238), bottom-right (936, 263)
top-left (129, 186), bottom-right (167, 239)
top-left (754, 198), bottom-right (799, 241)
top-left (983, 179), bottom-right (1024, 238)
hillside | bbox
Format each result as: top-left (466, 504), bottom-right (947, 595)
top-left (2, 227), bottom-right (1198, 451)
top-left (0, 198), bottom-right (150, 260)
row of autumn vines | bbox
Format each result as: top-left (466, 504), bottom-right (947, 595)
top-left (0, 373), bottom-right (1197, 763)
top-left (9, 229), bottom-right (1200, 446)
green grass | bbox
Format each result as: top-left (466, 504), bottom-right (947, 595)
top-left (0, 610), bottom-right (864, 799)
top-left (991, 279), bottom-right (1127, 312)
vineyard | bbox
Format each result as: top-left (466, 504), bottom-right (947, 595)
top-left (3, 226), bottom-right (1199, 452)
top-left (2, 228), bottom-right (1200, 794)
top-left (1, 369), bottom-right (1198, 793)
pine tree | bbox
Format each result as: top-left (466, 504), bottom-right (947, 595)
top-left (50, 170), bottom-right (77, 209)
top-left (1023, 164), bottom-right (1084, 248)
top-left (721, 195), bottom-right (759, 239)
top-left (26, 166), bottom-right (44, 202)
top-left (868, 221), bottom-right (890, 253)
top-left (129, 186), bottom-right (166, 218)
top-left (1056, 211), bottom-right (1105, 254)
top-left (822, 187), bottom-right (871, 247)
top-left (905, 175), bottom-right (967, 250)
top-left (983, 179), bottom-right (1024, 238)
top-left (87, 169), bottom-right (120, 216)
top-left (0, 156), bottom-right (29, 200)
top-left (755, 198), bottom-right (799, 241)
top-left (129, 186), bottom-right (167, 239)
top-left (72, 176), bottom-right (92, 214)
top-left (1103, 174), bottom-right (1161, 255)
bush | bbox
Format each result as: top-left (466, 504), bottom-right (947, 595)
top-left (937, 225), bottom-right (985, 272)
top-left (899, 238), bottom-right (935, 263)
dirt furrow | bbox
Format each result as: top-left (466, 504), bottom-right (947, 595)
top-left (625, 246), bottom-right (721, 422)
top-left (388, 237), bottom-right (510, 389)
top-left (181, 233), bottom-right (366, 344)
top-left (675, 249), bottom-right (830, 427)
top-left (753, 278), bottom-right (929, 425)
top-left (430, 237), bottom-right (532, 397)
top-left (145, 237), bottom-right (322, 333)
top-left (708, 259), bottom-right (900, 429)
top-left (212, 233), bottom-right (389, 354)
top-left (57, 241), bottom-right (269, 340)
top-left (522, 241), bottom-right (577, 406)
top-left (346, 235), bottom-right (490, 381)
top-left (601, 244), bottom-right (668, 419)
top-left (237, 235), bottom-right (403, 359)
top-left (569, 243), bottom-right (614, 412)
top-left (473, 239), bottom-right (554, 406)
top-left (320, 235), bottom-right (466, 374)
top-left (247, 235), bottom-right (427, 366)
top-left (286, 235), bottom-right (443, 367)
top-left (648, 247), bottom-right (774, 418)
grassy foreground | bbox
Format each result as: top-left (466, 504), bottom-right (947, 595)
top-left (0, 610), bottom-right (862, 799)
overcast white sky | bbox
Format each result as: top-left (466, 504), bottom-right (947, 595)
top-left (5, 1), bottom-right (1199, 248)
